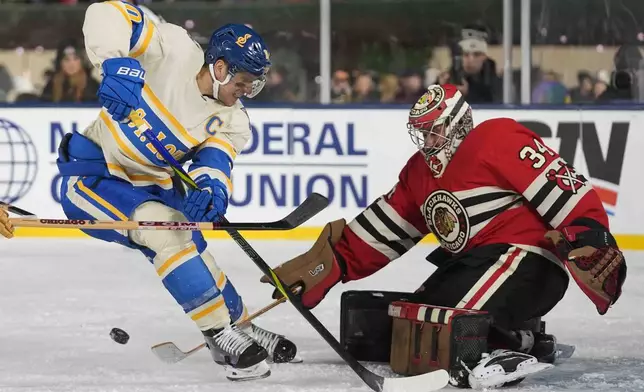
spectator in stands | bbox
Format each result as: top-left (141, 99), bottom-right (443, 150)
top-left (40, 40), bottom-right (99, 103)
top-left (436, 70), bottom-right (451, 85)
top-left (593, 70), bottom-right (610, 100)
top-left (395, 70), bottom-right (425, 103)
top-left (0, 64), bottom-right (13, 103)
top-left (352, 72), bottom-right (379, 103)
top-left (596, 44), bottom-right (643, 103)
top-left (11, 70), bottom-right (40, 103)
top-left (331, 70), bottom-right (352, 104)
top-left (569, 71), bottom-right (595, 103)
top-left (532, 70), bottom-right (570, 104)
top-left (379, 73), bottom-right (399, 103)
top-left (446, 25), bottom-right (501, 103)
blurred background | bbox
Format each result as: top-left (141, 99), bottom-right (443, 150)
top-left (0, 0), bottom-right (644, 106)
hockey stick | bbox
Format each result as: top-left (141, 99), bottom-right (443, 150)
top-left (8, 196), bottom-right (327, 232)
top-left (132, 113), bottom-right (450, 392)
top-left (151, 296), bottom-right (287, 364)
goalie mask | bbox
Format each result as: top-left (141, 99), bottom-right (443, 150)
top-left (407, 84), bottom-right (473, 178)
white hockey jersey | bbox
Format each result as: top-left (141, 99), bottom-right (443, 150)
top-left (80, 0), bottom-right (250, 194)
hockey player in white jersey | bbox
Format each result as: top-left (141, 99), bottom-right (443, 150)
top-left (55, 0), bottom-right (295, 381)
top-left (122, 0), bottom-right (166, 25)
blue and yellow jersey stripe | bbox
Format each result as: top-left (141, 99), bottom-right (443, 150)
top-left (104, 1), bottom-right (155, 58)
top-left (141, 85), bottom-right (200, 149)
top-left (99, 82), bottom-right (207, 189)
top-left (187, 136), bottom-right (238, 195)
top-left (73, 179), bottom-right (129, 222)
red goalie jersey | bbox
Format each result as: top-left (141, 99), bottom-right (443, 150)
top-left (335, 117), bottom-right (609, 282)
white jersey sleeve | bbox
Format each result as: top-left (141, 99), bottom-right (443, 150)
top-left (82, 0), bottom-right (162, 68)
top-left (80, 2), bottom-right (252, 194)
top-left (187, 102), bottom-right (252, 195)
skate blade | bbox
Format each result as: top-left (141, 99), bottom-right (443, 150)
top-left (268, 354), bottom-right (303, 364)
top-left (226, 369), bottom-right (271, 382)
top-left (555, 343), bottom-right (576, 361)
top-left (225, 361), bottom-right (271, 382)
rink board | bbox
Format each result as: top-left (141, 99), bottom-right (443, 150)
top-left (1, 106), bottom-right (642, 248)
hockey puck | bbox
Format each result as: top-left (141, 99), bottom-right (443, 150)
top-left (110, 327), bottom-right (130, 344)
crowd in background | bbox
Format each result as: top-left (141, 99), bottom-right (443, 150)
top-left (0, 30), bottom-right (631, 106)
top-left (0, 0), bottom-right (642, 105)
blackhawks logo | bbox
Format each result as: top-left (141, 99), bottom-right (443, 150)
top-left (546, 160), bottom-right (587, 194)
top-left (410, 85), bottom-right (445, 117)
top-left (422, 190), bottom-right (470, 253)
top-left (433, 206), bottom-right (457, 236)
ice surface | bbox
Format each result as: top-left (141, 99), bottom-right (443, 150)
top-left (0, 239), bottom-right (642, 391)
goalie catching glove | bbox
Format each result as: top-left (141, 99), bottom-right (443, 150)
top-left (545, 218), bottom-right (626, 315)
top-left (260, 219), bottom-right (347, 309)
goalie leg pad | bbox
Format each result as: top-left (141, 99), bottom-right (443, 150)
top-left (340, 290), bottom-right (416, 362)
top-left (388, 302), bottom-right (492, 387)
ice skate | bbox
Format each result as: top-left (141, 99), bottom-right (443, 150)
top-left (513, 329), bottom-right (559, 364)
top-left (530, 332), bottom-right (558, 363)
top-left (466, 349), bottom-right (554, 389)
top-left (203, 325), bottom-right (270, 381)
top-left (245, 323), bottom-right (302, 364)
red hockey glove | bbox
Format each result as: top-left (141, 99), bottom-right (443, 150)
top-left (545, 219), bottom-right (626, 315)
top-left (260, 219), bottom-right (346, 309)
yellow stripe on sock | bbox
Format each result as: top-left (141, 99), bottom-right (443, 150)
top-left (191, 298), bottom-right (225, 321)
top-left (157, 244), bottom-right (197, 276)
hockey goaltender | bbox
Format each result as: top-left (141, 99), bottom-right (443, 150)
top-left (262, 84), bottom-right (627, 389)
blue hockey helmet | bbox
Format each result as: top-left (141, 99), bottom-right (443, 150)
top-left (205, 23), bottom-right (271, 98)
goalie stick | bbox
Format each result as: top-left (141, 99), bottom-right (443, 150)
top-left (8, 193), bottom-right (327, 232)
top-left (132, 112), bottom-right (450, 392)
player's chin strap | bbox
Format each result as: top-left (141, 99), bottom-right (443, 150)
top-left (208, 64), bottom-right (232, 101)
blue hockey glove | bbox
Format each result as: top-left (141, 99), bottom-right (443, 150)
top-left (98, 57), bottom-right (145, 122)
top-left (183, 178), bottom-right (229, 222)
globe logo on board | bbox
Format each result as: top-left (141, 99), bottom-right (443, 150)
top-left (0, 118), bottom-right (38, 204)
